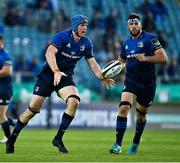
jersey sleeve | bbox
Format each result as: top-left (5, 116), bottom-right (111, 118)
top-left (120, 41), bottom-right (126, 60)
top-left (50, 32), bottom-right (64, 50)
top-left (4, 53), bottom-right (13, 66)
top-left (149, 35), bottom-right (162, 53)
top-left (84, 38), bottom-right (94, 59)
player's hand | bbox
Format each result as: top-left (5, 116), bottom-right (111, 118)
top-left (135, 54), bottom-right (146, 62)
top-left (100, 75), bottom-right (115, 88)
top-left (101, 78), bottom-right (115, 89)
top-left (54, 71), bottom-right (67, 86)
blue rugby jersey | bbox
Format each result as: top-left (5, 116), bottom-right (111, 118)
top-left (0, 49), bottom-right (13, 83)
top-left (120, 31), bottom-right (162, 86)
top-left (38, 30), bottom-right (94, 82)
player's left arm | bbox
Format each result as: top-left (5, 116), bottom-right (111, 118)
top-left (135, 48), bottom-right (168, 64)
top-left (0, 59), bottom-right (13, 78)
top-left (135, 36), bottom-right (168, 64)
top-left (87, 57), bottom-right (115, 86)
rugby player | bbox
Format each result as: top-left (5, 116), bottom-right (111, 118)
top-left (6, 15), bottom-right (114, 154)
top-left (0, 36), bottom-right (13, 144)
top-left (109, 13), bottom-right (168, 155)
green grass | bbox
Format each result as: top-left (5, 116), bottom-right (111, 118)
top-left (1, 129), bottom-right (180, 162)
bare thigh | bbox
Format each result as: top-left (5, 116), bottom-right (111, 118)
top-left (29, 95), bottom-right (46, 110)
top-left (58, 86), bottom-right (79, 102)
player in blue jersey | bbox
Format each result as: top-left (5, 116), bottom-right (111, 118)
top-left (6, 15), bottom-right (115, 154)
top-left (109, 13), bottom-right (168, 154)
top-left (0, 36), bottom-right (13, 144)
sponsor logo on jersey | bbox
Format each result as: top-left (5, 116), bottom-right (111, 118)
top-left (138, 41), bottom-right (144, 48)
top-left (127, 53), bottom-right (145, 58)
top-left (61, 52), bottom-right (81, 59)
top-left (66, 43), bottom-right (71, 48)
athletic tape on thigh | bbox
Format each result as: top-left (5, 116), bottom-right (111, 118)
top-left (28, 106), bottom-right (40, 114)
top-left (66, 95), bottom-right (80, 103)
top-left (136, 108), bottom-right (147, 116)
top-left (119, 101), bottom-right (132, 108)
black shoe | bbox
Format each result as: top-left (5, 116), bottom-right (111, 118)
top-left (6, 140), bottom-right (14, 154)
top-left (52, 139), bottom-right (68, 153)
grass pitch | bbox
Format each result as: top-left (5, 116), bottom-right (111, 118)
top-left (0, 129), bottom-right (180, 162)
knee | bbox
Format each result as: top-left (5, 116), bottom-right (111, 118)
top-left (66, 95), bottom-right (80, 116)
top-left (136, 114), bottom-right (146, 123)
top-left (0, 111), bottom-right (6, 122)
top-left (119, 105), bottom-right (130, 116)
top-left (118, 101), bottom-right (132, 116)
top-left (28, 105), bottom-right (40, 114)
top-left (136, 108), bottom-right (147, 123)
top-left (67, 98), bottom-right (80, 109)
top-left (0, 115), bottom-right (6, 123)
top-left (0, 110), bottom-right (4, 118)
top-left (66, 95), bottom-right (80, 109)
top-left (20, 106), bottom-right (40, 123)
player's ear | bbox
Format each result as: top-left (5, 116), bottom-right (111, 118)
top-left (140, 23), bottom-right (142, 29)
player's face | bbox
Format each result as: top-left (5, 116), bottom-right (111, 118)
top-left (127, 19), bottom-right (142, 37)
top-left (78, 23), bottom-right (88, 37)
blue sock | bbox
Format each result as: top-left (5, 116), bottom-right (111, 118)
top-left (8, 119), bottom-right (27, 145)
top-left (133, 120), bottom-right (146, 144)
top-left (55, 113), bottom-right (74, 141)
top-left (116, 116), bottom-right (127, 146)
top-left (1, 121), bottom-right (11, 138)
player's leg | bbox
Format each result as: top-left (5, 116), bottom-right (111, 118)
top-left (127, 85), bottom-right (155, 155)
top-left (52, 85), bottom-right (80, 153)
top-left (6, 95), bottom-right (46, 154)
top-left (127, 103), bottom-right (148, 155)
top-left (110, 92), bottom-right (134, 154)
top-left (0, 105), bottom-right (10, 143)
top-left (0, 90), bottom-right (13, 143)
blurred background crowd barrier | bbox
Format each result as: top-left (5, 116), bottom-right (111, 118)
top-left (0, 0), bottom-right (179, 129)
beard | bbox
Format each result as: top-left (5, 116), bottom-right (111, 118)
top-left (130, 28), bottom-right (141, 37)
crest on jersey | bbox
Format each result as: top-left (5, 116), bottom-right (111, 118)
top-left (66, 43), bottom-right (71, 48)
top-left (125, 45), bottom-right (128, 50)
top-left (80, 45), bottom-right (85, 51)
top-left (138, 41), bottom-right (144, 48)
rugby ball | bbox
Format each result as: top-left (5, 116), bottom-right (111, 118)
top-left (102, 60), bottom-right (122, 79)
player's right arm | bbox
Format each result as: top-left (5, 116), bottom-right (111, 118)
top-left (118, 40), bottom-right (126, 72)
top-left (118, 56), bottom-right (126, 70)
top-left (45, 44), bottom-right (67, 86)
top-left (0, 56), bottom-right (13, 78)
top-left (0, 65), bottom-right (12, 78)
